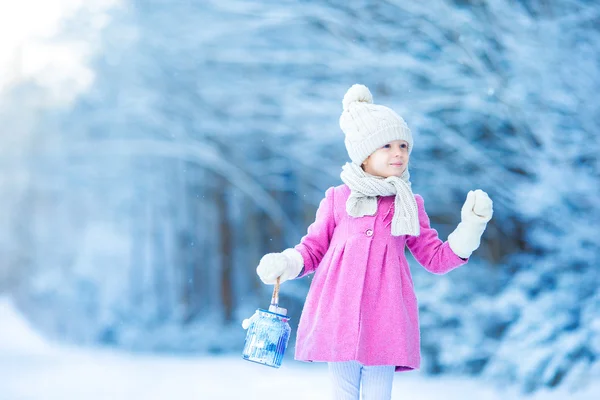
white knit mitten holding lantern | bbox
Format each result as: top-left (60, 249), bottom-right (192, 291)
top-left (448, 189), bottom-right (493, 259)
top-left (256, 248), bottom-right (304, 284)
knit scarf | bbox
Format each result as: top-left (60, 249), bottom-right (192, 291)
top-left (340, 162), bottom-right (420, 237)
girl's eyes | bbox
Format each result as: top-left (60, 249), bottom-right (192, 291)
top-left (382, 144), bottom-right (408, 149)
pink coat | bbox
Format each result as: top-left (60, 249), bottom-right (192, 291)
top-left (293, 184), bottom-right (467, 372)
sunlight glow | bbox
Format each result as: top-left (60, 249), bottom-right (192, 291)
top-left (0, 0), bottom-right (118, 104)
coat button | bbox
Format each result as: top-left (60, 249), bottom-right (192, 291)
top-left (365, 229), bottom-right (373, 237)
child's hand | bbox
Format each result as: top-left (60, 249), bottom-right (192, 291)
top-left (256, 248), bottom-right (304, 285)
top-left (448, 190), bottom-right (493, 259)
top-left (462, 189), bottom-right (493, 223)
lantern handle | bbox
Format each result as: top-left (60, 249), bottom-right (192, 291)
top-left (271, 276), bottom-right (280, 307)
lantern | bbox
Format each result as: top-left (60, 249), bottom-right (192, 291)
top-left (242, 277), bottom-right (291, 368)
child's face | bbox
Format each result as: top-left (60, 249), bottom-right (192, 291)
top-left (362, 140), bottom-right (410, 178)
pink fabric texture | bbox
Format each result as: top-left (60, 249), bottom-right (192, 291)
top-left (293, 184), bottom-right (467, 372)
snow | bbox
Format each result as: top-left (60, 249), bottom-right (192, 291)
top-left (1, 296), bottom-right (598, 400)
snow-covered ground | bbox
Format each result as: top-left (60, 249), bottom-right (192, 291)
top-left (0, 296), bottom-right (597, 400)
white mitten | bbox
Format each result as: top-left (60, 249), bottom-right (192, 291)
top-left (256, 248), bottom-right (304, 285)
top-left (448, 189), bottom-right (493, 259)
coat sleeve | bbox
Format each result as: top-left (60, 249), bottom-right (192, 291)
top-left (294, 187), bottom-right (337, 277)
top-left (405, 194), bottom-right (467, 274)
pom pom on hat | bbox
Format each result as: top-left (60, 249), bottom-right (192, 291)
top-left (342, 84), bottom-right (373, 112)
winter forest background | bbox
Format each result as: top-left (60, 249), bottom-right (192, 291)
top-left (0, 0), bottom-right (598, 396)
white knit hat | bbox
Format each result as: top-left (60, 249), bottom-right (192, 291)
top-left (339, 84), bottom-right (413, 165)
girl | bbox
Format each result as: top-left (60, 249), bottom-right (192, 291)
top-left (256, 84), bottom-right (493, 400)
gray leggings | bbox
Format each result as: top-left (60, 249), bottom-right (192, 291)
top-left (328, 360), bottom-right (395, 400)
